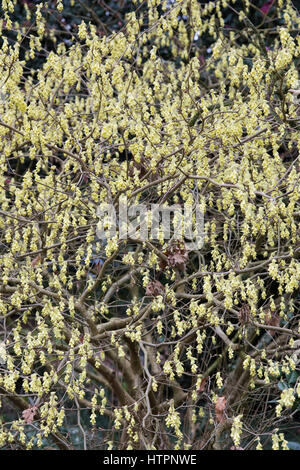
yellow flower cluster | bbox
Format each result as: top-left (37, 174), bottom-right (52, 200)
top-left (0, 0), bottom-right (299, 451)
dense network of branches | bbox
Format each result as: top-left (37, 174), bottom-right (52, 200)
top-left (0, 0), bottom-right (299, 450)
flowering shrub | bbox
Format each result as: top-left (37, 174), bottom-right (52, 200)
top-left (0, 0), bottom-right (299, 450)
